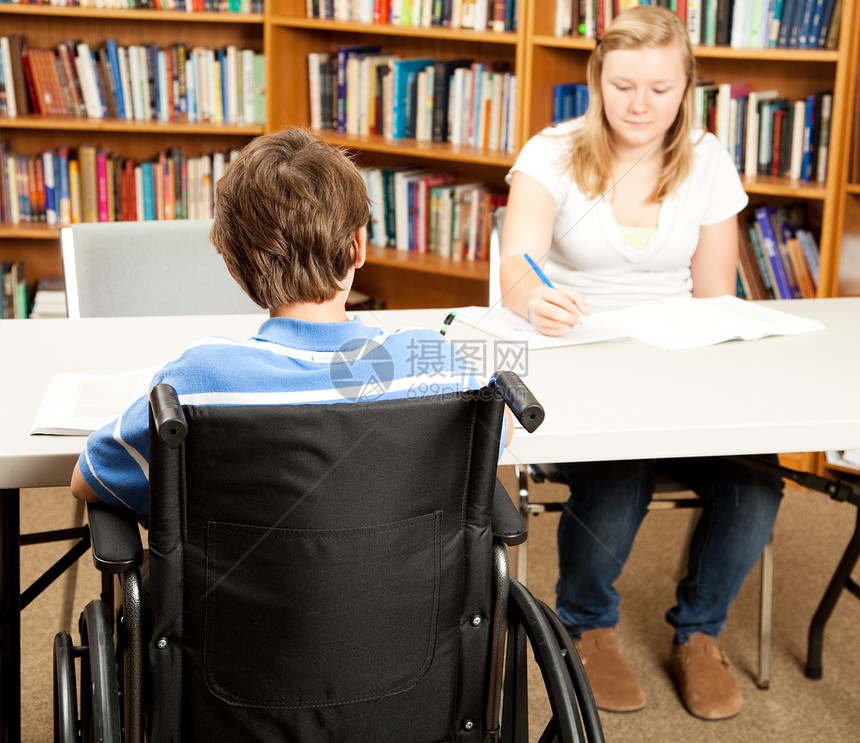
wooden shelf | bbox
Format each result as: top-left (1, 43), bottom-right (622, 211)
top-left (268, 16), bottom-right (517, 44)
top-left (0, 5), bottom-right (263, 23)
top-left (316, 132), bottom-right (515, 168)
top-left (533, 34), bottom-right (841, 61)
top-left (365, 244), bottom-right (488, 280)
top-left (0, 115), bottom-right (264, 136)
top-left (0, 224), bottom-right (62, 240)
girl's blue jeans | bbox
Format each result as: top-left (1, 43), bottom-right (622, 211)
top-left (554, 456), bottom-right (784, 643)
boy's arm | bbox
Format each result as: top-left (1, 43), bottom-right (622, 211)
top-left (71, 461), bottom-right (102, 503)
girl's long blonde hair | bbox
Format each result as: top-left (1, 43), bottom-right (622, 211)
top-left (567, 5), bottom-right (698, 202)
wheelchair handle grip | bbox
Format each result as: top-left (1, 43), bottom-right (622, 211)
top-left (149, 383), bottom-right (188, 449)
top-left (489, 371), bottom-right (545, 433)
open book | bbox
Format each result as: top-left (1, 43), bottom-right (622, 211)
top-left (30, 367), bottom-right (159, 436)
top-left (592, 295), bottom-right (825, 350)
top-left (454, 305), bottom-right (626, 349)
top-left (456, 296), bottom-right (824, 351)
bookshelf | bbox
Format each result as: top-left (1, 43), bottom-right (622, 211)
top-left (264, 0), bottom-right (527, 308)
top-left (2, 0), bottom-right (860, 316)
top-left (0, 5), bottom-right (264, 284)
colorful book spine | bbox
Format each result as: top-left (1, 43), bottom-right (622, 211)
top-left (754, 206), bottom-right (794, 298)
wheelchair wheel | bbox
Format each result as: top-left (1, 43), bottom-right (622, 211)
top-left (53, 631), bottom-right (79, 743)
top-left (78, 600), bottom-right (123, 743)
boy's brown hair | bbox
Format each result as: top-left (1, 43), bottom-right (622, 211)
top-left (211, 128), bottom-right (371, 309)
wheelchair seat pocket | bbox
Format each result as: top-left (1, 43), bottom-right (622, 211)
top-left (204, 511), bottom-right (442, 709)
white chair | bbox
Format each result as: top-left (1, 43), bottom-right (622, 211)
top-left (61, 220), bottom-right (262, 319)
top-left (488, 206), bottom-right (506, 307)
top-left (57, 220), bottom-right (262, 630)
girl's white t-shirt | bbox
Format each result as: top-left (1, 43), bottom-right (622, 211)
top-left (507, 119), bottom-right (748, 309)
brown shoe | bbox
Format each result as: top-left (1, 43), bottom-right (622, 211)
top-left (575, 628), bottom-right (646, 712)
top-left (671, 634), bottom-right (744, 720)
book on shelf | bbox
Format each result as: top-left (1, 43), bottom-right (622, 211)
top-left (432, 58), bottom-right (472, 143)
top-left (0, 144), bottom-right (239, 226)
top-left (336, 44), bottom-right (381, 133)
top-left (738, 204), bottom-right (820, 300)
top-left (552, 82), bottom-right (589, 124)
top-left (388, 56), bottom-right (434, 140)
top-left (737, 222), bottom-right (770, 299)
top-left (814, 91), bottom-right (832, 183)
top-left (754, 206), bottom-right (796, 298)
top-left (29, 276), bottom-right (67, 320)
top-left (0, 34), bottom-right (264, 125)
top-left (1, 259), bottom-right (28, 320)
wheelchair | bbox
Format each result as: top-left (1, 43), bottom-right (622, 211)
top-left (54, 372), bottom-right (604, 742)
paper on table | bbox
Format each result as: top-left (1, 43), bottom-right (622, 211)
top-left (591, 296), bottom-right (825, 351)
top-left (30, 366), bottom-right (160, 436)
top-left (453, 305), bottom-right (627, 349)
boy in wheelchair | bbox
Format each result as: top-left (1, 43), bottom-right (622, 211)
top-left (70, 127), bottom-right (509, 513)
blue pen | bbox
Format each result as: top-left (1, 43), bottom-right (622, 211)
top-left (524, 253), bottom-right (555, 288)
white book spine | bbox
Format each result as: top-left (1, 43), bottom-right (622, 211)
top-left (226, 45), bottom-right (238, 124)
top-left (815, 93), bottom-right (832, 183)
top-left (241, 49), bottom-right (255, 125)
top-left (116, 46), bottom-right (133, 121)
top-left (687, 0), bottom-right (702, 45)
top-left (43, 151), bottom-right (57, 224)
top-left (157, 49), bottom-right (169, 122)
top-left (0, 37), bottom-right (17, 117)
top-left (308, 53), bottom-right (324, 130)
top-left (789, 99), bottom-right (806, 180)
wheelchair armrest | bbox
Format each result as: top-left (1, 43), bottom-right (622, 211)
top-left (492, 479), bottom-right (528, 546)
top-left (87, 501), bottom-right (145, 574)
top-left (489, 371), bottom-right (544, 433)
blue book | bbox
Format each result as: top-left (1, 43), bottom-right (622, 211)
top-left (105, 39), bottom-right (126, 119)
top-left (552, 83), bottom-right (578, 123)
top-left (185, 56), bottom-right (197, 122)
top-left (218, 48), bottom-right (228, 123)
top-left (777, 0), bottom-right (803, 46)
top-left (806, 0), bottom-right (827, 46)
top-left (800, 94), bottom-right (815, 181)
top-left (141, 162), bottom-right (155, 221)
top-left (755, 207), bottom-right (794, 298)
top-left (788, 0), bottom-right (812, 46)
top-left (390, 57), bottom-right (434, 139)
top-left (574, 84), bottom-right (590, 117)
top-left (796, 0), bottom-right (819, 46)
top-left (336, 45), bottom-right (381, 133)
top-left (42, 151), bottom-right (57, 225)
top-left (815, 0), bottom-right (837, 47)
top-left (766, 0), bottom-right (787, 47)
top-left (89, 50), bottom-right (108, 118)
top-left (56, 147), bottom-right (70, 224)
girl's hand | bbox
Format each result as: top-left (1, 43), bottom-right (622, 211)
top-left (525, 286), bottom-right (588, 336)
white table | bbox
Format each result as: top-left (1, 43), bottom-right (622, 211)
top-left (2, 299), bottom-right (860, 740)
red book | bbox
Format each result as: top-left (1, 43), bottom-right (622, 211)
top-left (33, 155), bottom-right (46, 222)
top-left (492, 0), bottom-right (506, 31)
top-left (771, 108), bottom-right (785, 176)
top-left (96, 149), bottom-right (109, 222)
top-left (20, 43), bottom-right (41, 114)
top-left (121, 157), bottom-right (137, 221)
top-left (165, 47), bottom-right (175, 122)
top-left (25, 48), bottom-right (51, 115)
top-left (57, 41), bottom-right (86, 117)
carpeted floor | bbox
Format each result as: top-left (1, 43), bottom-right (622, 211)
top-left (17, 471), bottom-right (860, 741)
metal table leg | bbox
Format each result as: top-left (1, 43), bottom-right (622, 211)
top-left (0, 489), bottom-right (22, 743)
